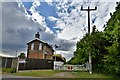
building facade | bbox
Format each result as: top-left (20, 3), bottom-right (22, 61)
top-left (27, 32), bottom-right (54, 60)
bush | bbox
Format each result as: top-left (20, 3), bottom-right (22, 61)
top-left (2, 68), bottom-right (16, 73)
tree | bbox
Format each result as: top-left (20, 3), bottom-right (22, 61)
top-left (68, 2), bottom-right (120, 76)
top-left (18, 53), bottom-right (26, 59)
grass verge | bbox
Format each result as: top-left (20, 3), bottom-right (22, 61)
top-left (71, 71), bottom-right (112, 78)
top-left (13, 70), bottom-right (63, 78)
top-left (12, 70), bottom-right (117, 79)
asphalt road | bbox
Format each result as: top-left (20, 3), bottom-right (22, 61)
top-left (1, 74), bottom-right (41, 80)
top-left (1, 74), bottom-right (67, 80)
top-left (2, 74), bottom-right (41, 78)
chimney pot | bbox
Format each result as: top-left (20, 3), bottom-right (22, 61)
top-left (35, 32), bottom-right (40, 39)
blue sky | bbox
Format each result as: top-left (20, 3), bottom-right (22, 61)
top-left (23, 2), bottom-right (59, 33)
top-left (1, 0), bottom-right (119, 60)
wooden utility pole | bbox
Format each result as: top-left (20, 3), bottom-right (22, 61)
top-left (81, 6), bottom-right (97, 33)
top-left (81, 6), bottom-right (97, 74)
top-left (16, 50), bottom-right (17, 57)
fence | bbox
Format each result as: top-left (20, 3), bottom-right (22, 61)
top-left (2, 57), bottom-right (19, 72)
top-left (2, 57), bottom-right (18, 68)
top-left (2, 57), bottom-right (89, 71)
top-left (19, 58), bottom-right (54, 70)
top-left (54, 64), bottom-right (89, 71)
top-left (2, 57), bottom-right (54, 71)
top-left (2, 57), bottom-right (13, 68)
top-left (54, 61), bottom-right (64, 70)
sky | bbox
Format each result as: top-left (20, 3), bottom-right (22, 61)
top-left (1, 0), bottom-right (119, 61)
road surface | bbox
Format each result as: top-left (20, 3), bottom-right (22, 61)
top-left (1, 74), bottom-right (68, 80)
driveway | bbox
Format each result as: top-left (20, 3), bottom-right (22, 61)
top-left (54, 72), bottom-right (75, 78)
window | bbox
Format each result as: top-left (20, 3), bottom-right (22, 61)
top-left (31, 43), bottom-right (34, 50)
top-left (39, 43), bottom-right (42, 50)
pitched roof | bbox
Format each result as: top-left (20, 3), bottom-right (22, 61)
top-left (27, 38), bottom-right (54, 52)
top-left (53, 54), bottom-right (65, 62)
top-left (27, 38), bottom-right (46, 44)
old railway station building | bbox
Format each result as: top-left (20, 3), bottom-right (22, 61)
top-left (27, 32), bottom-right (54, 60)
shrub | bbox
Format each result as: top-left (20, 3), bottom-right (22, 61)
top-left (2, 68), bottom-right (16, 73)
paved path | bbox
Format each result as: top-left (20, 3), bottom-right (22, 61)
top-left (54, 72), bottom-right (75, 78)
top-left (2, 71), bottom-right (76, 79)
top-left (2, 73), bottom-right (41, 78)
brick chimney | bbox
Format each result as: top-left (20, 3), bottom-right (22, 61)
top-left (35, 32), bottom-right (40, 39)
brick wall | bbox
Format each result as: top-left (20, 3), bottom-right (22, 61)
top-left (27, 39), bottom-right (54, 60)
top-left (28, 50), bottom-right (44, 59)
top-left (45, 54), bottom-right (53, 59)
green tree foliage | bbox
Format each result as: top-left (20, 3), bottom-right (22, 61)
top-left (18, 53), bottom-right (26, 59)
top-left (69, 2), bottom-right (120, 76)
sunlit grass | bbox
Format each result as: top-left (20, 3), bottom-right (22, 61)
top-left (71, 71), bottom-right (112, 78)
top-left (13, 70), bottom-right (115, 79)
top-left (0, 67), bottom-right (2, 74)
top-left (13, 70), bottom-right (63, 78)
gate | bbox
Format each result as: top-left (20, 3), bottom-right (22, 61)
top-left (55, 64), bottom-right (89, 71)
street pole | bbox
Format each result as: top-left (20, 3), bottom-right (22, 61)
top-left (54, 44), bottom-right (59, 61)
top-left (81, 6), bottom-right (97, 74)
top-left (55, 47), bottom-right (56, 61)
top-left (16, 50), bottom-right (17, 57)
top-left (53, 45), bottom-right (57, 70)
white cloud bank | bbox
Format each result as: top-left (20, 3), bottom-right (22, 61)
top-left (2, 2), bottom-right (76, 60)
top-left (2, 0), bottom-right (118, 61)
top-left (18, 0), bottom-right (117, 60)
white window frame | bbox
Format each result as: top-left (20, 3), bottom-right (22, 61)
top-left (39, 43), bottom-right (42, 50)
top-left (31, 43), bottom-right (34, 50)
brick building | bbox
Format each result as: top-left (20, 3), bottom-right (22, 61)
top-left (27, 32), bottom-right (54, 60)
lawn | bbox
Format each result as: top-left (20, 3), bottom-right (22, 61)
top-left (0, 67), bottom-right (2, 74)
top-left (12, 70), bottom-right (117, 79)
top-left (13, 70), bottom-right (63, 78)
top-left (70, 71), bottom-right (113, 78)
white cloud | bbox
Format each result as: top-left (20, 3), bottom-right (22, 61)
top-left (17, 0), bottom-right (53, 33)
top-left (0, 53), bottom-right (15, 57)
top-left (2, 2), bottom-right (40, 56)
top-left (44, 0), bottom-right (53, 5)
top-left (2, 1), bottom-right (118, 61)
top-left (91, 2), bottom-right (117, 31)
top-left (25, 1), bottom-right (117, 60)
top-left (29, 1), bottom-right (54, 33)
top-left (0, 2), bottom-right (2, 53)
top-left (1, 0), bottom-right (119, 2)
top-left (48, 16), bottom-right (58, 21)
top-left (48, 1), bottom-right (117, 61)
top-left (57, 25), bottom-right (85, 41)
top-left (56, 50), bottom-right (74, 61)
top-left (55, 1), bottom-right (117, 39)
top-left (2, 2), bottom-right (76, 60)
top-left (32, 0), bottom-right (41, 7)
top-left (54, 19), bottom-right (65, 29)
